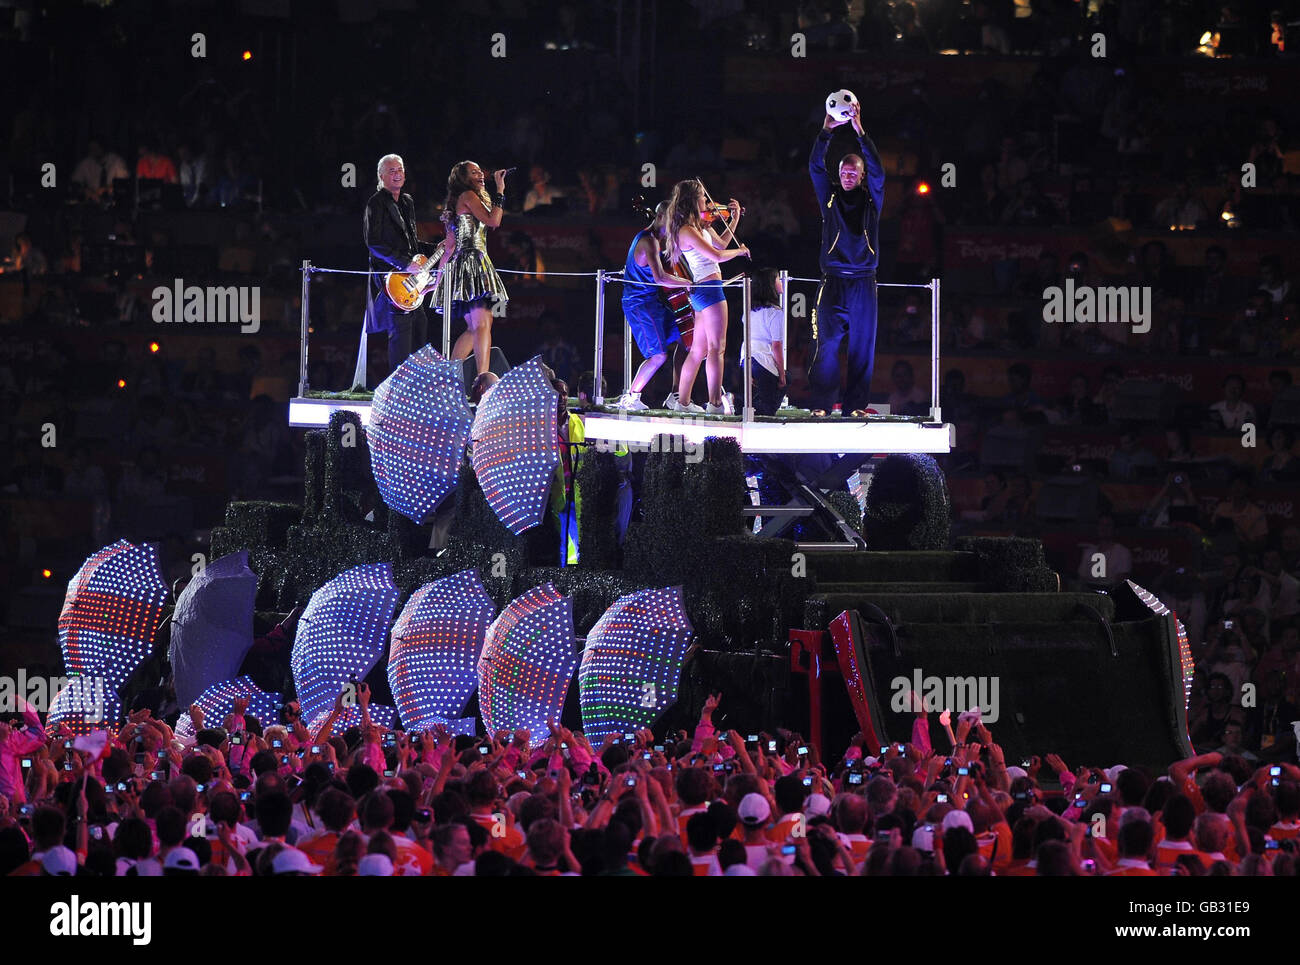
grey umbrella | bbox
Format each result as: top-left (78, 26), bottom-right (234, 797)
top-left (168, 550), bottom-right (258, 708)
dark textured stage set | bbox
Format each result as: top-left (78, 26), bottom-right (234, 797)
top-left (56, 383), bottom-right (1194, 767)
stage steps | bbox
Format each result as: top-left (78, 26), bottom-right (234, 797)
top-left (825, 614), bottom-right (1191, 771)
top-left (804, 590), bottom-right (1114, 630)
top-left (813, 581), bottom-right (986, 594)
top-left (800, 550), bottom-right (982, 584)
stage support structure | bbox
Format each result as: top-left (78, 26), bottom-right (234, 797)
top-left (298, 259), bottom-right (312, 397)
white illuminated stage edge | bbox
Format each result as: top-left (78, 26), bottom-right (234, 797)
top-left (582, 412), bottom-right (954, 454)
top-left (289, 397), bottom-right (954, 454)
top-left (289, 267), bottom-right (953, 456)
top-left (290, 398), bottom-right (374, 428)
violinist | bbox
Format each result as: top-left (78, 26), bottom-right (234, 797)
top-left (662, 179), bottom-right (750, 414)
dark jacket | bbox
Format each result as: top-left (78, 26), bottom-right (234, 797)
top-left (809, 127), bottom-right (885, 278)
top-left (364, 189), bottom-right (435, 333)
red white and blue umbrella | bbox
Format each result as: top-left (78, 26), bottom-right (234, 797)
top-left (477, 583), bottom-right (577, 743)
top-left (369, 346), bottom-right (473, 524)
top-left (58, 540), bottom-right (169, 691)
top-left (291, 563), bottom-right (402, 726)
top-left (173, 675), bottom-right (282, 743)
top-left (48, 677), bottom-right (122, 736)
top-left (389, 569), bottom-right (495, 732)
top-left (471, 355), bottom-right (559, 534)
top-left (578, 587), bottom-right (694, 743)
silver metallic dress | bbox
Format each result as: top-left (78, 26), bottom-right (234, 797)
top-left (431, 209), bottom-right (508, 317)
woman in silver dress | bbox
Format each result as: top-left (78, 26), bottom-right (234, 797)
top-left (433, 161), bottom-right (510, 376)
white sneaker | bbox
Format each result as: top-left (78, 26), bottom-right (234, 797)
top-left (669, 397), bottom-right (703, 413)
top-left (721, 392), bottom-right (736, 415)
top-left (706, 403), bottom-right (726, 415)
top-left (615, 391), bottom-right (649, 411)
top-left (662, 391), bottom-right (679, 409)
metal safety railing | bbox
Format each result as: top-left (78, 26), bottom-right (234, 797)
top-left (298, 262), bottom-right (942, 423)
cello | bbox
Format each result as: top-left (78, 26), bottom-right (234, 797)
top-left (631, 195), bottom-right (695, 350)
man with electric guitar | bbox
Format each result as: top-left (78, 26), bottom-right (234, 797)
top-left (614, 201), bottom-right (693, 410)
top-left (364, 153), bottom-right (443, 375)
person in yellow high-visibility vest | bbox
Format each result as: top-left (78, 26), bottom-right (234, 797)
top-left (548, 382), bottom-right (628, 565)
top-left (550, 401), bottom-right (585, 566)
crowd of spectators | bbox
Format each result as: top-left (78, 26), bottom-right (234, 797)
top-left (4, 687), bottom-right (1297, 877)
top-left (5, 3), bottom-right (1296, 260)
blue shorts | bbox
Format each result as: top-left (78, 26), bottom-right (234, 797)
top-left (689, 278), bottom-right (726, 311)
top-left (622, 295), bottom-right (679, 359)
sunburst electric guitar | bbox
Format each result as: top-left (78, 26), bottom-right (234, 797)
top-left (384, 242), bottom-right (446, 312)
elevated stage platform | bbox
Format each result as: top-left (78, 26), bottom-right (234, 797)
top-left (289, 396), bottom-right (376, 428)
top-left (289, 397), bottom-right (954, 455)
top-left (581, 411), bottom-right (953, 455)
top-left (290, 268), bottom-right (954, 545)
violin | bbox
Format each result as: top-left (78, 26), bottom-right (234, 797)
top-left (636, 191), bottom-right (742, 224)
top-left (701, 202), bottom-right (743, 223)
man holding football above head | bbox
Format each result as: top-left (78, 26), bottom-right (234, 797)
top-left (807, 98), bottom-right (886, 417)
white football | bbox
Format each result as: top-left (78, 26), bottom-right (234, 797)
top-left (826, 89), bottom-right (858, 122)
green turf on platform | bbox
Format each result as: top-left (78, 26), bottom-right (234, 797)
top-left (580, 404), bottom-right (925, 423)
top-left (306, 389), bottom-right (374, 401)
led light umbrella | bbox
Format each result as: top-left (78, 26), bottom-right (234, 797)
top-left (470, 355), bottom-right (559, 534)
top-left (173, 675), bottom-right (282, 743)
top-left (58, 539), bottom-right (169, 690)
top-left (389, 569), bottom-right (495, 732)
top-left (291, 563), bottom-right (402, 726)
top-left (48, 677), bottom-right (122, 736)
top-left (578, 587), bottom-right (694, 743)
top-left (369, 345), bottom-right (473, 523)
top-left (477, 583), bottom-right (577, 743)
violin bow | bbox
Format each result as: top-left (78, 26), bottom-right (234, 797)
top-left (695, 176), bottom-right (745, 251)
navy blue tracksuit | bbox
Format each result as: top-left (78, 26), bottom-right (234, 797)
top-left (807, 126), bottom-right (885, 413)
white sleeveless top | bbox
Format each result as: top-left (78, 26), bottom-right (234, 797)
top-left (680, 237), bottom-right (719, 281)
